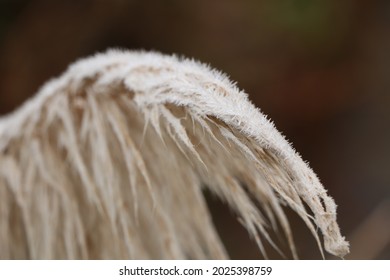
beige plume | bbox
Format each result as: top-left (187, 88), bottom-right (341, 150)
top-left (0, 50), bottom-right (349, 259)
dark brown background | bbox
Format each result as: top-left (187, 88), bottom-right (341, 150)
top-left (1, 0), bottom-right (389, 259)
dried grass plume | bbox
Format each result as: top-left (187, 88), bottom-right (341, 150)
top-left (0, 49), bottom-right (349, 259)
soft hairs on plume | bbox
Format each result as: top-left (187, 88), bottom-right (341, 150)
top-left (0, 49), bottom-right (349, 259)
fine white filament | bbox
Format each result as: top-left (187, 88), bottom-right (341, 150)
top-left (0, 50), bottom-right (349, 259)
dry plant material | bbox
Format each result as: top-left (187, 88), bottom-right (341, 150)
top-left (0, 50), bottom-right (349, 259)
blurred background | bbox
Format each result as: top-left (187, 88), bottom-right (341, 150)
top-left (0, 0), bottom-right (389, 259)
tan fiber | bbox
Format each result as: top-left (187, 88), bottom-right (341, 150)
top-left (0, 50), bottom-right (349, 259)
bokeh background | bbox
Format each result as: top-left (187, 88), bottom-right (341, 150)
top-left (1, 0), bottom-right (389, 259)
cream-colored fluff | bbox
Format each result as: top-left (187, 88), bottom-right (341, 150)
top-left (0, 49), bottom-right (349, 259)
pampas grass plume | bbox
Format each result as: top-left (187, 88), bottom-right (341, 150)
top-left (0, 49), bottom-right (349, 259)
